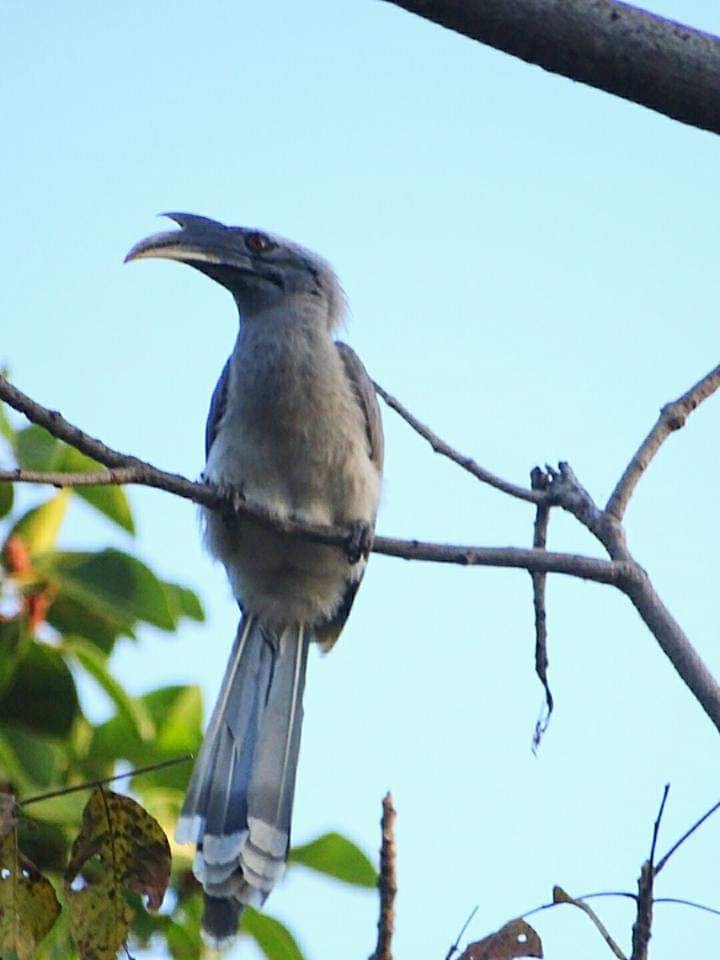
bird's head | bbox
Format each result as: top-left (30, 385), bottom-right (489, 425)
top-left (125, 213), bottom-right (344, 328)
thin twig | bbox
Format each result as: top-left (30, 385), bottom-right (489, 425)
top-left (654, 897), bottom-right (720, 917)
top-left (607, 363), bottom-right (720, 521)
top-left (553, 887), bottom-right (626, 959)
top-left (370, 792), bottom-right (397, 960)
top-left (655, 797), bottom-right (720, 875)
top-left (444, 906), bottom-right (478, 960)
top-left (373, 381), bottom-right (544, 505)
top-left (530, 467), bottom-right (552, 751)
top-left (630, 786), bottom-right (670, 960)
top-left (649, 784), bottom-right (670, 867)
top-left (19, 755), bottom-right (193, 807)
top-left (521, 891), bottom-right (638, 920)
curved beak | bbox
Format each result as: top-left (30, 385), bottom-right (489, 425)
top-left (124, 212), bottom-right (251, 272)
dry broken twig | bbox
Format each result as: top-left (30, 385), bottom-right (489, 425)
top-left (530, 467), bottom-right (552, 750)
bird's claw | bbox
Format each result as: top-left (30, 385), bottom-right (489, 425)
top-left (213, 480), bottom-right (245, 517)
top-left (345, 521), bottom-right (373, 565)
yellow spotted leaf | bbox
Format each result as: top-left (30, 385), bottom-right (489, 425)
top-left (64, 787), bottom-right (171, 960)
top-left (0, 829), bottom-right (61, 960)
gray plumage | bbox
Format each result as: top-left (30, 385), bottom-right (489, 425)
top-left (125, 214), bottom-right (383, 944)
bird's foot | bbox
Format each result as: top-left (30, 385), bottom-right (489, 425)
top-left (345, 521), bottom-right (373, 565)
top-left (212, 480), bottom-right (246, 518)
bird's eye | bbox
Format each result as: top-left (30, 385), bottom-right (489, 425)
top-left (246, 232), bottom-right (274, 254)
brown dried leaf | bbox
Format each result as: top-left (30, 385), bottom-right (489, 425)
top-left (64, 787), bottom-right (171, 960)
top-left (0, 794), bottom-right (18, 836)
top-left (460, 919), bottom-right (543, 960)
top-left (0, 830), bottom-right (61, 960)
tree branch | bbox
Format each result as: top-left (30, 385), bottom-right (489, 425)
top-left (3, 367), bottom-right (720, 735)
top-left (0, 373), bottom-right (624, 584)
top-left (607, 362), bottom-right (720, 521)
top-left (382, 0), bottom-right (720, 136)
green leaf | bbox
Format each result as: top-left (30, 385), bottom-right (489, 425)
top-left (48, 549), bottom-right (176, 632)
top-left (16, 818), bottom-right (69, 874)
top-left (0, 399), bottom-right (16, 446)
top-left (9, 492), bottom-right (70, 556)
top-left (15, 425), bottom-right (61, 471)
top-left (0, 619), bottom-right (30, 699)
top-left (0, 482), bottom-right (13, 520)
top-left (0, 725), bottom-right (62, 789)
top-left (0, 639), bottom-right (79, 736)
top-left (162, 583), bottom-right (205, 623)
top-left (56, 445), bottom-right (135, 534)
top-left (242, 907), bottom-right (305, 960)
top-left (288, 832), bottom-right (377, 888)
top-left (90, 686), bottom-right (202, 787)
top-left (10, 424), bottom-right (135, 534)
top-left (45, 592), bottom-right (132, 654)
top-left (0, 733), bottom-right (39, 795)
top-left (60, 637), bottom-right (155, 742)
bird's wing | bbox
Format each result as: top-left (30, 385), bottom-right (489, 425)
top-left (335, 341), bottom-right (384, 471)
top-left (205, 357), bottom-right (232, 460)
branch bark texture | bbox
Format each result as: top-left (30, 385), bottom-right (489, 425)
top-left (383, 0), bottom-right (720, 136)
top-left (370, 793), bottom-right (397, 960)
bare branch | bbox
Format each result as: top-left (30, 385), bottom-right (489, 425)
top-left (622, 572), bottom-right (720, 734)
top-left (444, 906), bottom-right (478, 960)
top-left (3, 370), bottom-right (720, 734)
top-left (370, 792), bottom-right (397, 960)
top-left (374, 380), bottom-right (543, 505)
top-left (630, 861), bottom-right (653, 960)
top-left (649, 784), bottom-right (670, 867)
top-left (655, 796), bottom-right (720, 876)
top-left (631, 785), bottom-right (670, 960)
top-left (382, 0), bottom-right (720, 136)
top-left (0, 373), bottom-right (625, 585)
top-left (0, 467), bottom-right (140, 487)
top-left (540, 458), bottom-right (720, 734)
top-left (607, 362), bottom-right (720, 521)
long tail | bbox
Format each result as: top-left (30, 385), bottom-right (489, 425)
top-left (176, 615), bottom-right (311, 945)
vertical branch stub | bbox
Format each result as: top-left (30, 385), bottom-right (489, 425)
top-left (370, 792), bottom-right (397, 960)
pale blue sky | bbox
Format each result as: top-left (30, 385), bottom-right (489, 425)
top-left (3, 2), bottom-right (720, 958)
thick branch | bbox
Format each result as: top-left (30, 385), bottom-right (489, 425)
top-left (383, 0), bottom-right (720, 136)
top-left (623, 572), bottom-right (720, 734)
top-left (607, 362), bottom-right (720, 520)
top-left (545, 458), bottom-right (720, 734)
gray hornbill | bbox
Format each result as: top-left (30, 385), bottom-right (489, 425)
top-left (125, 214), bottom-right (383, 943)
